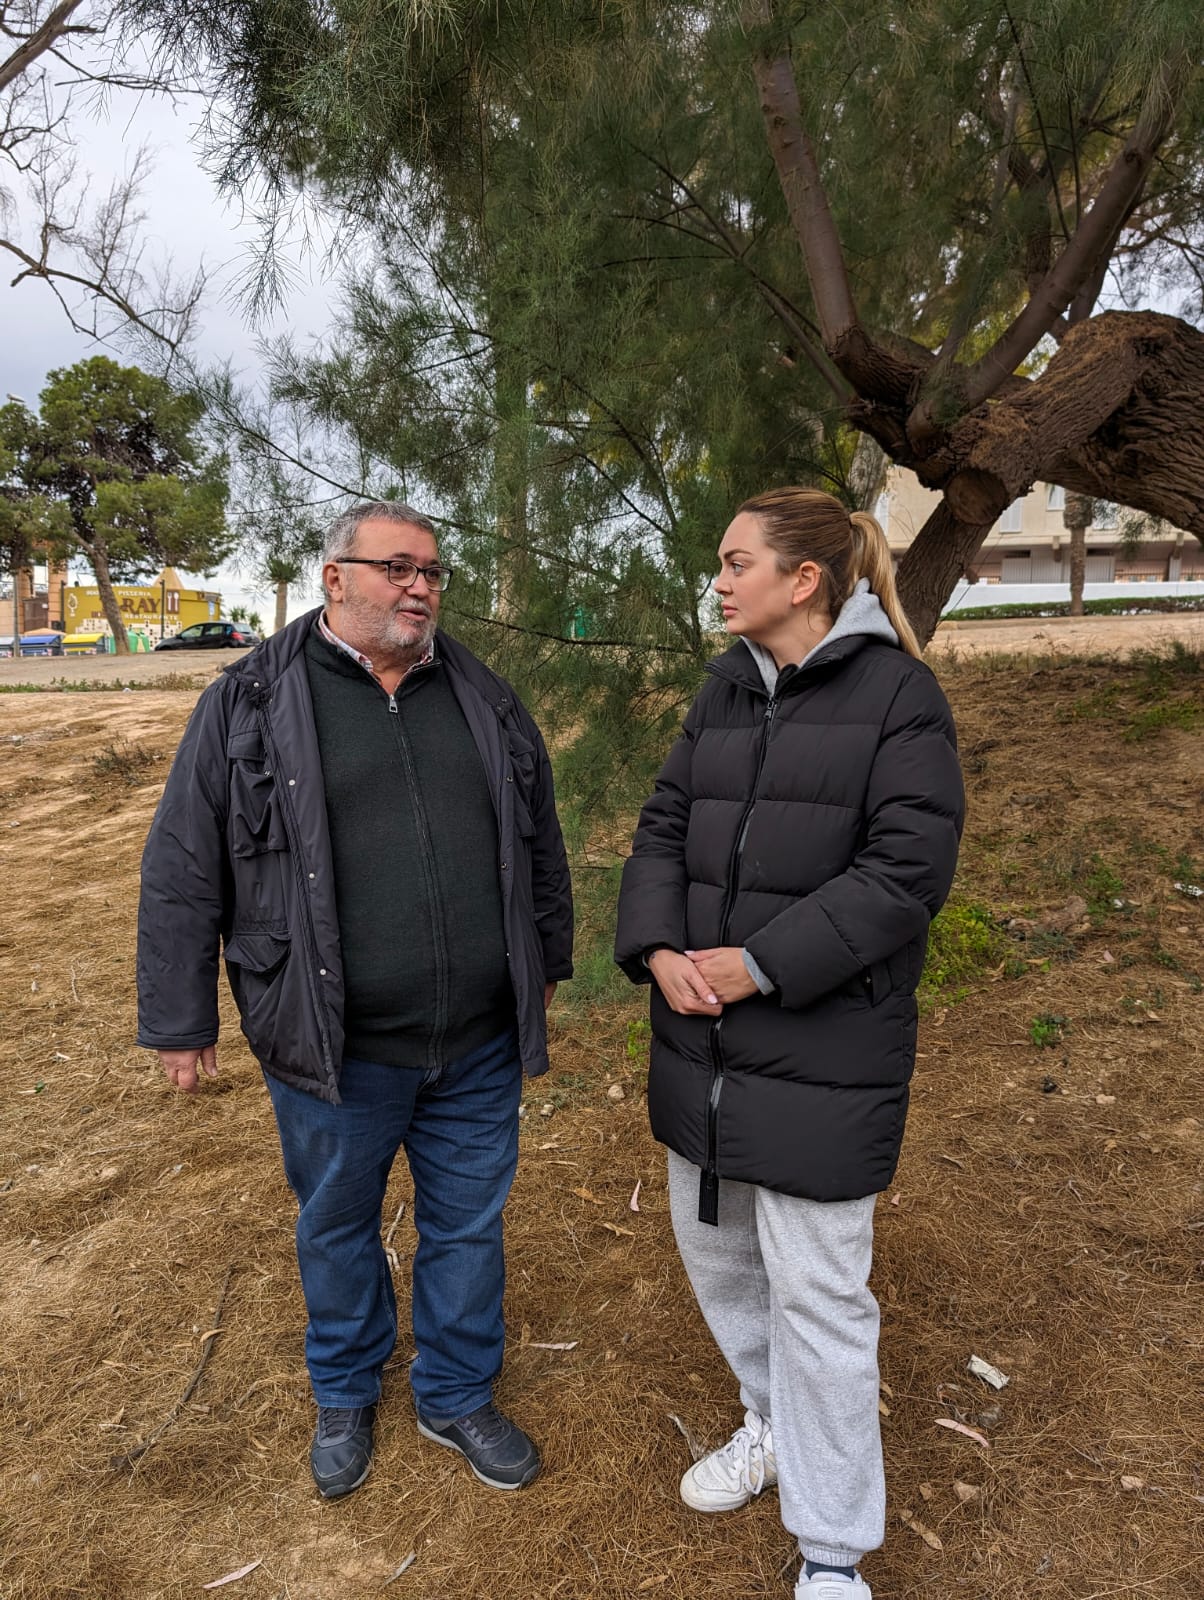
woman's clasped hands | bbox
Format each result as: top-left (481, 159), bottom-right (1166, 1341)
top-left (647, 947), bottom-right (759, 1014)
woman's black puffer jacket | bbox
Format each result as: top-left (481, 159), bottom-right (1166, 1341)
top-left (615, 609), bottom-right (964, 1218)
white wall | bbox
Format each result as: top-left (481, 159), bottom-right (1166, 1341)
top-left (942, 580), bottom-right (1203, 614)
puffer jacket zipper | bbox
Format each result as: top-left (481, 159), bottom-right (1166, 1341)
top-left (698, 686), bottom-right (784, 1224)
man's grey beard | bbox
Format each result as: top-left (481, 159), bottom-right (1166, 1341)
top-left (344, 591), bottom-right (436, 661)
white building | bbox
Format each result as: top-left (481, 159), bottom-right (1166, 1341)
top-left (877, 470), bottom-right (1204, 585)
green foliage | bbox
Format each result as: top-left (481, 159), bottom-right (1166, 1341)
top-left (0, 673), bottom-right (206, 693)
top-left (1064, 642), bottom-right (1201, 739)
top-left (0, 357), bottom-right (230, 647)
top-left (1029, 1012), bottom-right (1069, 1048)
top-left (942, 596), bottom-right (1204, 621)
top-left (1124, 701), bottom-right (1200, 740)
top-left (1084, 854), bottom-right (1126, 916)
top-left (554, 861), bottom-right (633, 1012)
top-left (918, 898), bottom-right (1008, 1010)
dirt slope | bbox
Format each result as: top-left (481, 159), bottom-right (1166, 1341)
top-left (0, 642), bottom-right (1199, 1600)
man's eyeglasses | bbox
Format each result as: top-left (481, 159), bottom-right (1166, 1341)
top-left (336, 557), bottom-right (454, 592)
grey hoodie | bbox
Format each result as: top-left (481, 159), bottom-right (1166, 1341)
top-left (741, 577), bottom-right (899, 697)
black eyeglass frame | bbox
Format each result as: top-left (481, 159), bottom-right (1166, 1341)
top-left (335, 557), bottom-right (455, 592)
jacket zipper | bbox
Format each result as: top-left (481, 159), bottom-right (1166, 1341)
top-left (699, 690), bottom-right (782, 1225)
top-left (384, 683), bottom-right (450, 1073)
top-left (255, 706), bottom-right (338, 1094)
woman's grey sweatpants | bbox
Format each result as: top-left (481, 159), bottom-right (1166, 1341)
top-left (667, 1149), bottom-right (884, 1569)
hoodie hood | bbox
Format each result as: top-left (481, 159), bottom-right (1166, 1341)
top-left (742, 578), bottom-right (899, 696)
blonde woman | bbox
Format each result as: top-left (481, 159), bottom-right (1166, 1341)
top-left (616, 490), bottom-right (964, 1598)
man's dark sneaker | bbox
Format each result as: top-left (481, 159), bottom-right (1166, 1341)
top-left (310, 1404), bottom-right (376, 1499)
top-left (416, 1401), bottom-right (540, 1490)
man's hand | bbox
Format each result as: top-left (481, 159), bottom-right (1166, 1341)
top-left (544, 982), bottom-right (558, 1010)
top-left (685, 948), bottom-right (759, 1005)
top-left (647, 949), bottom-right (724, 1016)
top-left (158, 1046), bottom-right (218, 1094)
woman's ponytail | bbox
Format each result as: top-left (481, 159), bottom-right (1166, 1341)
top-left (739, 487), bottom-right (924, 659)
top-left (848, 510), bottom-right (922, 659)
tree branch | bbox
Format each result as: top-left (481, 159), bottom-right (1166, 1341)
top-left (926, 63), bottom-right (1182, 430)
top-left (446, 606), bottom-right (698, 656)
top-left (742, 0), bottom-right (856, 346)
top-left (0, 0), bottom-right (87, 94)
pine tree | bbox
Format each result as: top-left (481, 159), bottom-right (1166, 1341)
top-left (0, 357), bottom-right (231, 652)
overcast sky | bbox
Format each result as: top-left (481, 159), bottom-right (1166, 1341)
top-left (2, 74), bottom-right (343, 623)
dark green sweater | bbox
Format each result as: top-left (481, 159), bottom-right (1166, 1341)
top-left (304, 627), bottom-right (513, 1069)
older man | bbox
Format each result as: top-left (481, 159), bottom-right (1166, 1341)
top-left (137, 502), bottom-right (573, 1498)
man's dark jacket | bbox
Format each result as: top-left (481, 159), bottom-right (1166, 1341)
top-left (614, 630), bottom-right (963, 1209)
top-left (137, 610), bottom-right (573, 1102)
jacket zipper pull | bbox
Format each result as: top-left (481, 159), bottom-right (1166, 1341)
top-left (764, 694), bottom-right (778, 723)
top-left (698, 1167), bottom-right (720, 1226)
top-left (388, 694), bottom-right (398, 714)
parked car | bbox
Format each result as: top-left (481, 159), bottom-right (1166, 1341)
top-left (154, 621), bottom-right (261, 651)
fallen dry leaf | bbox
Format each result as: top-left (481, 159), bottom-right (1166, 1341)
top-left (629, 1180), bottom-right (642, 1212)
top-left (201, 1559), bottom-right (263, 1589)
top-left (1120, 1474), bottom-right (1145, 1491)
top-left (600, 1221), bottom-right (635, 1237)
top-left (382, 1552), bottom-right (417, 1585)
top-left (528, 1340), bottom-right (578, 1351)
top-left (899, 1509), bottom-right (943, 1551)
top-left (571, 1187), bottom-right (602, 1205)
top-left (935, 1418), bottom-right (991, 1448)
top-left (953, 1480), bottom-right (981, 1503)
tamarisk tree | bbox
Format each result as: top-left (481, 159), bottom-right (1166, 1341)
top-left (150, 0), bottom-right (1204, 650)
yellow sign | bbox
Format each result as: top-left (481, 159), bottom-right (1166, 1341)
top-left (62, 570), bottom-right (221, 637)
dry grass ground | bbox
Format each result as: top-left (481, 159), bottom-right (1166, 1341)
top-left (0, 622), bottom-right (1200, 1600)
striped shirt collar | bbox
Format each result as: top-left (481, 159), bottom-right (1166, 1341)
top-left (317, 611), bottom-right (435, 684)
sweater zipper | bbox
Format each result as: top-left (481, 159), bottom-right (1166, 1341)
top-left (699, 690), bottom-right (782, 1226)
top-left (384, 684), bottom-right (449, 1072)
top-left (254, 706), bottom-right (337, 1093)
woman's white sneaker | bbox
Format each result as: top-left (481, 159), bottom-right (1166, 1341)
top-left (794, 1575), bottom-right (871, 1599)
top-left (679, 1409), bottom-right (777, 1512)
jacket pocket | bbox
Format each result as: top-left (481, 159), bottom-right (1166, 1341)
top-left (224, 930), bottom-right (290, 977)
top-left (227, 732), bottom-right (288, 857)
top-left (843, 960), bottom-right (890, 1007)
top-left (224, 930), bottom-right (292, 1056)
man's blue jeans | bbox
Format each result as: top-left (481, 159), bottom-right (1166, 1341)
top-left (264, 1029), bottom-right (523, 1420)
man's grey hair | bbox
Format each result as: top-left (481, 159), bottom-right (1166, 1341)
top-left (322, 500), bottom-right (439, 567)
top-left (321, 501), bottom-right (439, 597)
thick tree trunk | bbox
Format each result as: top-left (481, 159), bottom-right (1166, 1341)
top-left (274, 580), bottom-right (288, 633)
top-left (1063, 492), bottom-right (1093, 616)
top-left (85, 542), bottom-right (131, 655)
top-left (917, 313), bottom-right (1204, 538)
top-left (895, 502), bottom-right (995, 647)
